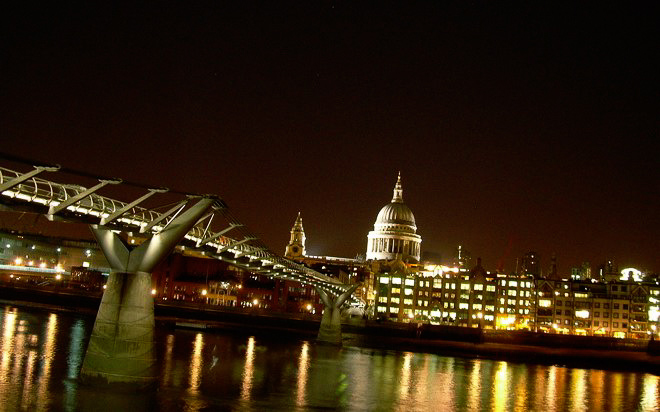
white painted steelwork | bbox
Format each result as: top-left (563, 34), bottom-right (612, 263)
top-left (0, 164), bottom-right (357, 300)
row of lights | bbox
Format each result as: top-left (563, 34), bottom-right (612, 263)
top-left (12, 257), bottom-right (64, 272)
top-left (9, 273), bottom-right (61, 280)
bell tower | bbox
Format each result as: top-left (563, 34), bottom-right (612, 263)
top-left (285, 212), bottom-right (306, 259)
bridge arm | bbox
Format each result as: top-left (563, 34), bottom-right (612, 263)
top-left (0, 165), bottom-right (60, 192)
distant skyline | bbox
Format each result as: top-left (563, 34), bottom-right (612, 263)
top-left (1, 3), bottom-right (658, 273)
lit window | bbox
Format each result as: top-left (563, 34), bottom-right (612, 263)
top-left (380, 277), bottom-right (389, 284)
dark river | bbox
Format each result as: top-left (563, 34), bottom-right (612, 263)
top-left (0, 305), bottom-right (657, 411)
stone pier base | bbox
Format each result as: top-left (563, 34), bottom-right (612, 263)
top-left (80, 271), bottom-right (156, 390)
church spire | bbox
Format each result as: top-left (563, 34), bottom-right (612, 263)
top-left (391, 171), bottom-right (403, 203)
top-left (285, 212), bottom-right (306, 259)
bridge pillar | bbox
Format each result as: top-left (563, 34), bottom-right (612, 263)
top-left (316, 285), bottom-right (358, 345)
top-left (80, 197), bottom-right (215, 389)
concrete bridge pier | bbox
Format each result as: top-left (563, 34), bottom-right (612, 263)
top-left (316, 285), bottom-right (358, 345)
top-left (80, 197), bottom-right (215, 389)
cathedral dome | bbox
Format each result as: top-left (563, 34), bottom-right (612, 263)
top-left (366, 173), bottom-right (422, 263)
top-left (375, 202), bottom-right (416, 228)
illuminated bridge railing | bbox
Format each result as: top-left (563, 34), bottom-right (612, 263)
top-left (0, 164), bottom-right (356, 301)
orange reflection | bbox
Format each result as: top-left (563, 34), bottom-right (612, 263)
top-left (240, 337), bottom-right (256, 401)
top-left (432, 357), bottom-right (455, 409)
top-left (513, 367), bottom-right (527, 412)
top-left (589, 369), bottom-right (604, 412)
top-left (21, 350), bottom-right (37, 408)
top-left (413, 355), bottom-right (429, 403)
top-left (162, 334), bottom-right (175, 385)
top-left (189, 333), bottom-right (204, 392)
top-left (0, 310), bottom-right (17, 382)
top-left (493, 361), bottom-right (509, 412)
top-left (610, 373), bottom-right (623, 412)
top-left (12, 328), bottom-right (26, 383)
top-left (640, 374), bottom-right (659, 412)
top-left (37, 313), bottom-right (57, 409)
top-left (467, 360), bottom-right (481, 411)
top-left (570, 369), bottom-right (586, 411)
top-left (36, 313), bottom-right (57, 411)
top-left (399, 352), bottom-right (413, 401)
top-left (296, 341), bottom-right (309, 407)
top-left (183, 333), bottom-right (207, 412)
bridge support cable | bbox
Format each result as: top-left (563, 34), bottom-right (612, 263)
top-left (216, 236), bottom-right (256, 254)
top-left (0, 164), bottom-right (60, 192)
top-left (80, 197), bottom-right (216, 389)
top-left (196, 222), bottom-right (243, 247)
top-left (99, 187), bottom-right (167, 226)
top-left (315, 284), bottom-right (359, 345)
top-left (139, 198), bottom-right (189, 233)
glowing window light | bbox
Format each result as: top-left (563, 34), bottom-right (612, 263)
top-left (575, 310), bottom-right (590, 319)
top-left (539, 299), bottom-right (552, 308)
top-left (649, 306), bottom-right (660, 322)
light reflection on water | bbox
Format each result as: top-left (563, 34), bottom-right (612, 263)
top-left (0, 305), bottom-right (658, 411)
top-left (296, 341), bottom-right (309, 408)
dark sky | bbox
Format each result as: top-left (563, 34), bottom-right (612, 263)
top-left (1, 3), bottom-right (658, 274)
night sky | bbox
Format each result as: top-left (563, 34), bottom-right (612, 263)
top-left (1, 3), bottom-right (658, 274)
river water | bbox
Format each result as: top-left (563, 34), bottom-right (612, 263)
top-left (0, 305), bottom-right (658, 412)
